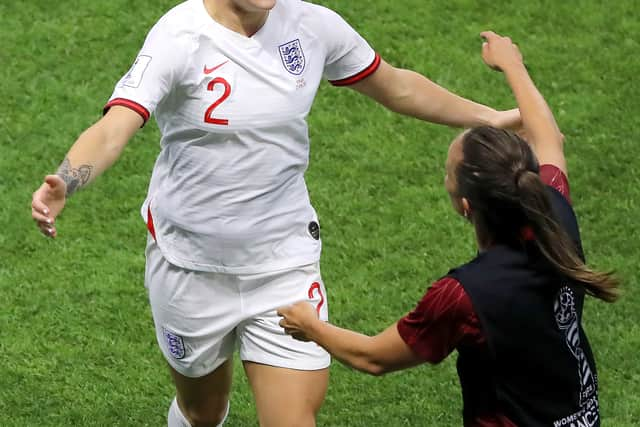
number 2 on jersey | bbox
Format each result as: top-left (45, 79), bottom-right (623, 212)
top-left (204, 77), bottom-right (231, 125)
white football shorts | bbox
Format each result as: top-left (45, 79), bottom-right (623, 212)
top-left (144, 239), bottom-right (330, 378)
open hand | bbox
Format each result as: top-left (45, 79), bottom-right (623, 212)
top-left (31, 175), bottom-right (67, 238)
top-left (277, 302), bottom-right (319, 342)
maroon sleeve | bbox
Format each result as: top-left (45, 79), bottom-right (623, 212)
top-left (396, 277), bottom-right (484, 364)
top-left (539, 164), bottom-right (571, 204)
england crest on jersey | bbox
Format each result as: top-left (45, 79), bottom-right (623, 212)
top-left (163, 327), bottom-right (185, 359)
top-left (279, 39), bottom-right (305, 75)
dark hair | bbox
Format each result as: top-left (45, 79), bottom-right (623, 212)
top-left (455, 126), bottom-right (619, 302)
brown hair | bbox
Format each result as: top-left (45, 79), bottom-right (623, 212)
top-left (455, 126), bottom-right (619, 302)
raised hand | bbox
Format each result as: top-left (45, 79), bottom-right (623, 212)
top-left (480, 31), bottom-right (524, 72)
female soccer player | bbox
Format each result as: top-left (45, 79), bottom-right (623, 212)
top-left (31, 1), bottom-right (520, 426)
top-left (278, 31), bottom-right (619, 426)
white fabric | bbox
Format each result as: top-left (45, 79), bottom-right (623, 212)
top-left (146, 240), bottom-right (330, 378)
top-left (107, 0), bottom-right (376, 273)
top-left (167, 398), bottom-right (229, 427)
top-left (168, 398), bottom-right (192, 427)
top-left (217, 401), bottom-right (229, 427)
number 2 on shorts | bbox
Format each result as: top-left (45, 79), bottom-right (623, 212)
top-left (308, 282), bottom-right (324, 315)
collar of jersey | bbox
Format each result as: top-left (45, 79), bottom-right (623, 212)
top-left (195, 0), bottom-right (275, 45)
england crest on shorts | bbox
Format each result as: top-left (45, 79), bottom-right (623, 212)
top-left (279, 39), bottom-right (305, 75)
top-left (163, 327), bottom-right (185, 359)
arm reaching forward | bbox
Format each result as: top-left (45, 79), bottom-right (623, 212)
top-left (350, 58), bottom-right (522, 130)
top-left (31, 106), bottom-right (143, 237)
top-left (278, 302), bottom-right (423, 375)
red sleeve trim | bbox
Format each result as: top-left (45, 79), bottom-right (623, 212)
top-left (103, 98), bottom-right (150, 125)
top-left (539, 164), bottom-right (571, 204)
top-left (329, 53), bottom-right (381, 87)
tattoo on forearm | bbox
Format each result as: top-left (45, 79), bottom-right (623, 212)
top-left (56, 157), bottom-right (93, 196)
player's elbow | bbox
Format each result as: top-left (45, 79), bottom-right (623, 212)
top-left (352, 353), bottom-right (393, 376)
top-left (365, 361), bottom-right (390, 376)
top-left (349, 359), bottom-right (387, 376)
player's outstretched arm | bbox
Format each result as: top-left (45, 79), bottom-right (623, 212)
top-left (31, 106), bottom-right (143, 237)
top-left (480, 31), bottom-right (566, 175)
top-left (278, 302), bottom-right (423, 375)
top-left (349, 58), bottom-right (521, 130)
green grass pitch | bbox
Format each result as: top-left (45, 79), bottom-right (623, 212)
top-left (1, 0), bottom-right (638, 425)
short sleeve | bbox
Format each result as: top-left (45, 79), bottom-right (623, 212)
top-left (397, 277), bottom-right (484, 364)
top-left (540, 164), bottom-right (571, 204)
top-left (316, 7), bottom-right (380, 86)
top-left (103, 18), bottom-right (190, 125)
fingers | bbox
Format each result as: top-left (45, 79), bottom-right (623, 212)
top-left (480, 31), bottom-right (513, 46)
top-left (37, 221), bottom-right (57, 238)
top-left (482, 41), bottom-right (489, 56)
top-left (44, 174), bottom-right (68, 199)
top-left (44, 174), bottom-right (64, 189)
top-left (480, 30), bottom-right (498, 41)
top-left (33, 210), bottom-right (56, 237)
top-left (277, 311), bottom-right (299, 334)
top-left (31, 196), bottom-right (50, 217)
top-left (279, 323), bottom-right (310, 342)
top-left (278, 321), bottom-right (297, 337)
top-left (291, 333), bottom-right (310, 342)
top-left (277, 306), bottom-right (291, 329)
top-left (32, 177), bottom-right (65, 237)
top-left (32, 191), bottom-right (56, 236)
top-left (276, 306), bottom-right (291, 320)
top-left (32, 208), bottom-right (52, 223)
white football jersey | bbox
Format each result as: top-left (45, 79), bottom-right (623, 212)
top-left (105, 0), bottom-right (379, 273)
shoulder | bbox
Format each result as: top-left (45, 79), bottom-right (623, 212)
top-left (404, 277), bottom-right (476, 331)
top-left (397, 277), bottom-right (483, 363)
top-left (539, 164), bottom-right (571, 204)
top-left (447, 252), bottom-right (486, 278)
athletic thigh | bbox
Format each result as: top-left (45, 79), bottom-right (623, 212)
top-left (244, 362), bottom-right (329, 427)
top-left (238, 263), bottom-right (330, 426)
top-left (146, 240), bottom-right (241, 424)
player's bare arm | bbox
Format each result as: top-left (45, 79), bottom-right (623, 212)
top-left (56, 157), bottom-right (94, 197)
top-left (31, 106), bottom-right (142, 237)
top-left (278, 302), bottom-right (422, 375)
top-left (349, 58), bottom-right (521, 130)
top-left (54, 106), bottom-right (142, 194)
top-left (481, 31), bottom-right (566, 175)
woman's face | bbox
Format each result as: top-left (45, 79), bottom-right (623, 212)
top-left (445, 133), bottom-right (465, 217)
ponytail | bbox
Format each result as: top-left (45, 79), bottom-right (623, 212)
top-left (516, 171), bottom-right (619, 302)
top-left (457, 126), bottom-right (619, 303)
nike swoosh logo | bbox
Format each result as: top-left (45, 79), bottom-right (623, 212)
top-left (203, 60), bottom-right (229, 74)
